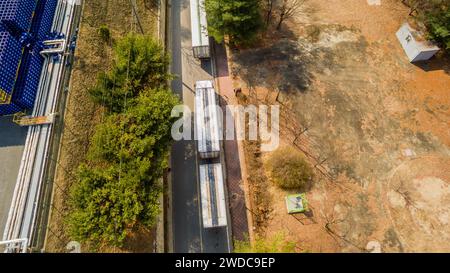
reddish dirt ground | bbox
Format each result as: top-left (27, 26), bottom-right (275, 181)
top-left (231, 0), bottom-right (450, 252)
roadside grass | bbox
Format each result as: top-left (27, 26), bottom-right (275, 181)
top-left (45, 0), bottom-right (158, 253)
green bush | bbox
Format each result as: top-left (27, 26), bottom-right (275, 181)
top-left (98, 25), bottom-right (111, 43)
top-left (205, 0), bottom-right (263, 46)
top-left (88, 88), bottom-right (179, 165)
top-left (234, 233), bottom-right (297, 253)
top-left (89, 34), bottom-right (171, 112)
top-left (67, 164), bottom-right (161, 247)
top-left (404, 0), bottom-right (450, 51)
top-left (426, 8), bottom-right (450, 50)
top-left (266, 146), bottom-right (313, 190)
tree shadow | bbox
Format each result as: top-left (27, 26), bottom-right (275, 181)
top-left (200, 59), bottom-right (213, 75)
top-left (230, 28), bottom-right (313, 95)
top-left (290, 209), bottom-right (316, 225)
top-left (180, 25), bottom-right (191, 41)
top-left (212, 41), bottom-right (230, 78)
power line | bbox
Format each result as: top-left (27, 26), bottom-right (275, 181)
top-left (129, 0), bottom-right (145, 34)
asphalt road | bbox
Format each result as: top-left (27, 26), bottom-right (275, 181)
top-left (0, 117), bottom-right (28, 238)
top-left (169, 0), bottom-right (230, 253)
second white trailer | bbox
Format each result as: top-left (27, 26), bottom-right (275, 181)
top-left (195, 80), bottom-right (221, 159)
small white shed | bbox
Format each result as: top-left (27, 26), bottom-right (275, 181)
top-left (396, 23), bottom-right (440, 62)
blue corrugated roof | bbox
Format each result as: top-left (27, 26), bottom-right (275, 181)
top-left (0, 0), bottom-right (58, 115)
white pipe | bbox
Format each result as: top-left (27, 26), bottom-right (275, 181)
top-left (3, 0), bottom-right (80, 251)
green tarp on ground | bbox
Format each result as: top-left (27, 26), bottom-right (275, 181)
top-left (285, 193), bottom-right (309, 214)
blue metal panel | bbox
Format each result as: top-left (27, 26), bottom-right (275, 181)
top-left (0, 0), bottom-right (58, 116)
top-left (33, 0), bottom-right (58, 40)
top-left (0, 102), bottom-right (22, 116)
top-left (0, 0), bottom-right (37, 31)
top-left (13, 50), bottom-right (44, 109)
top-left (0, 30), bottom-right (22, 94)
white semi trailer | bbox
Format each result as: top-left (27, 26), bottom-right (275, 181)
top-left (190, 0), bottom-right (210, 59)
top-left (195, 80), bottom-right (220, 159)
top-left (199, 163), bottom-right (227, 228)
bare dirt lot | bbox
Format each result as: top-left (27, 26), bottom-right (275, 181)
top-left (231, 0), bottom-right (450, 252)
top-left (45, 0), bottom-right (157, 253)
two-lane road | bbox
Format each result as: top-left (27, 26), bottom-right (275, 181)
top-left (168, 0), bottom-right (230, 253)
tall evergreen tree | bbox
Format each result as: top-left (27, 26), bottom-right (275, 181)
top-left (68, 88), bottom-right (179, 247)
top-left (89, 34), bottom-right (171, 112)
top-left (67, 33), bottom-right (179, 248)
top-left (205, 0), bottom-right (263, 45)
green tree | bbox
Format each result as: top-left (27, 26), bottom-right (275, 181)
top-left (265, 146), bottom-right (313, 190)
top-left (88, 88), bottom-right (178, 166)
top-left (67, 164), bottom-right (160, 247)
top-left (402, 0), bottom-right (449, 50)
top-left (89, 34), bottom-right (171, 112)
top-left (67, 88), bottom-right (179, 247)
top-left (205, 0), bottom-right (263, 45)
top-left (426, 7), bottom-right (450, 49)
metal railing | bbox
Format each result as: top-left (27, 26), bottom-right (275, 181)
top-left (0, 238), bottom-right (28, 253)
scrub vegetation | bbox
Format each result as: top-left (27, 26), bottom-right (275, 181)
top-left (66, 34), bottom-right (178, 248)
top-left (266, 146), bottom-right (313, 190)
top-left (234, 233), bottom-right (297, 253)
top-left (403, 0), bottom-right (450, 50)
top-left (89, 34), bottom-right (172, 112)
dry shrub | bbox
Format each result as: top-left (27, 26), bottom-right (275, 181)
top-left (266, 146), bottom-right (313, 190)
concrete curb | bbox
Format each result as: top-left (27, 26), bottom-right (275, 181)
top-left (163, 0), bottom-right (174, 253)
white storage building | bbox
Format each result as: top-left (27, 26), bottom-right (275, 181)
top-left (396, 23), bottom-right (440, 62)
